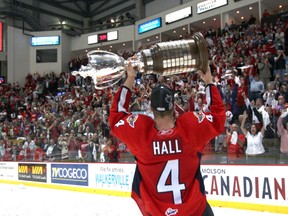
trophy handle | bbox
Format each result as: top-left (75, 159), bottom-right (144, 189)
top-left (193, 32), bottom-right (209, 73)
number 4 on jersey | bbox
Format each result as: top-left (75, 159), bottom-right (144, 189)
top-left (157, 159), bottom-right (185, 204)
top-left (115, 120), bottom-right (124, 127)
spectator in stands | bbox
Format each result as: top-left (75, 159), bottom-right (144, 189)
top-left (22, 136), bottom-right (36, 160)
top-left (231, 75), bottom-right (249, 120)
top-left (277, 110), bottom-right (288, 156)
top-left (273, 95), bottom-right (287, 117)
top-left (102, 137), bottom-right (118, 163)
top-left (67, 130), bottom-right (78, 160)
top-left (275, 80), bottom-right (288, 102)
top-left (274, 49), bottom-right (286, 82)
top-left (222, 123), bottom-right (245, 162)
top-left (258, 56), bottom-right (272, 88)
top-left (240, 112), bottom-right (265, 162)
top-left (89, 133), bottom-right (100, 162)
top-left (46, 138), bottom-right (59, 161)
top-left (116, 139), bottom-right (127, 162)
top-left (58, 133), bottom-right (69, 160)
top-left (195, 97), bottom-right (204, 113)
top-left (11, 143), bottom-right (20, 161)
top-left (248, 14), bottom-right (257, 27)
top-left (215, 105), bottom-right (233, 152)
top-left (263, 82), bottom-right (278, 107)
top-left (245, 92), bottom-right (271, 131)
top-left (262, 106), bottom-right (278, 150)
top-left (184, 86), bottom-right (196, 112)
top-left (78, 135), bottom-right (89, 162)
top-left (249, 73), bottom-right (265, 102)
top-left (0, 139), bottom-right (5, 160)
top-left (262, 9), bottom-right (270, 18)
top-left (83, 126), bottom-right (93, 140)
top-left (274, 27), bottom-right (285, 51)
top-left (40, 137), bottom-right (50, 153)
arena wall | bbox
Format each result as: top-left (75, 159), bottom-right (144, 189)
top-left (0, 162), bottom-right (287, 214)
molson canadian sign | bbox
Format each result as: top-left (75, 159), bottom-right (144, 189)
top-left (201, 165), bottom-right (288, 208)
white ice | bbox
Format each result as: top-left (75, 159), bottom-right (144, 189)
top-left (0, 183), bottom-right (286, 216)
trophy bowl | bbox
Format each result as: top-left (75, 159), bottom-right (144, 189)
top-left (72, 32), bottom-right (209, 89)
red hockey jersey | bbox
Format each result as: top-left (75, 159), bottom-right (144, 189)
top-left (109, 84), bottom-right (225, 216)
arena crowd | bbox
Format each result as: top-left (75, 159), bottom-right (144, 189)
top-left (0, 11), bottom-right (288, 164)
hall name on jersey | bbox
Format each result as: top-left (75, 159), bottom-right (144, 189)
top-left (153, 139), bottom-right (182, 155)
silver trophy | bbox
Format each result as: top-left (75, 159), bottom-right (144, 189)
top-left (72, 32), bottom-right (208, 89)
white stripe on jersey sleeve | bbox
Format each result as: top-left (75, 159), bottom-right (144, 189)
top-left (118, 87), bottom-right (129, 113)
top-left (203, 84), bottom-right (212, 112)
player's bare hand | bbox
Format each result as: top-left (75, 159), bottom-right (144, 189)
top-left (197, 64), bottom-right (213, 85)
top-left (126, 59), bottom-right (137, 79)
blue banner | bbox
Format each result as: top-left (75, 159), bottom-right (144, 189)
top-left (51, 164), bottom-right (88, 186)
top-left (138, 17), bottom-right (161, 34)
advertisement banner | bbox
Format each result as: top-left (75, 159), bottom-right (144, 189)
top-left (51, 164), bottom-right (88, 186)
top-left (197, 0), bottom-right (228, 14)
top-left (165, 7), bottom-right (192, 24)
top-left (18, 163), bottom-right (47, 182)
top-left (89, 163), bottom-right (135, 193)
top-left (138, 17), bottom-right (162, 34)
top-left (0, 162), bottom-right (18, 180)
top-left (201, 165), bottom-right (288, 206)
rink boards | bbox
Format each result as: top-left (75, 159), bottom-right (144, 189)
top-left (0, 162), bottom-right (287, 214)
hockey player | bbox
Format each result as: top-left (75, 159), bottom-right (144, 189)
top-left (109, 62), bottom-right (225, 216)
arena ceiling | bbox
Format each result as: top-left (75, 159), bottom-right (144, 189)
top-left (0, 0), bottom-right (154, 32)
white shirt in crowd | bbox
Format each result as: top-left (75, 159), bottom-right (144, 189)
top-left (245, 132), bottom-right (265, 155)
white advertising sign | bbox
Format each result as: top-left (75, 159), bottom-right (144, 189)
top-left (165, 7), bottom-right (192, 24)
top-left (88, 35), bottom-right (98, 45)
top-left (107, 31), bottom-right (118, 41)
top-left (197, 0), bottom-right (228, 14)
top-left (0, 162), bottom-right (18, 180)
top-left (89, 163), bottom-right (136, 194)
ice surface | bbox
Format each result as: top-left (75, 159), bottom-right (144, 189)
top-left (0, 183), bottom-right (286, 216)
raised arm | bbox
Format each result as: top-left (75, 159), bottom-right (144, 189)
top-left (123, 60), bottom-right (137, 91)
top-left (240, 112), bottom-right (248, 136)
top-left (260, 123), bottom-right (266, 136)
top-left (198, 65), bottom-right (226, 135)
